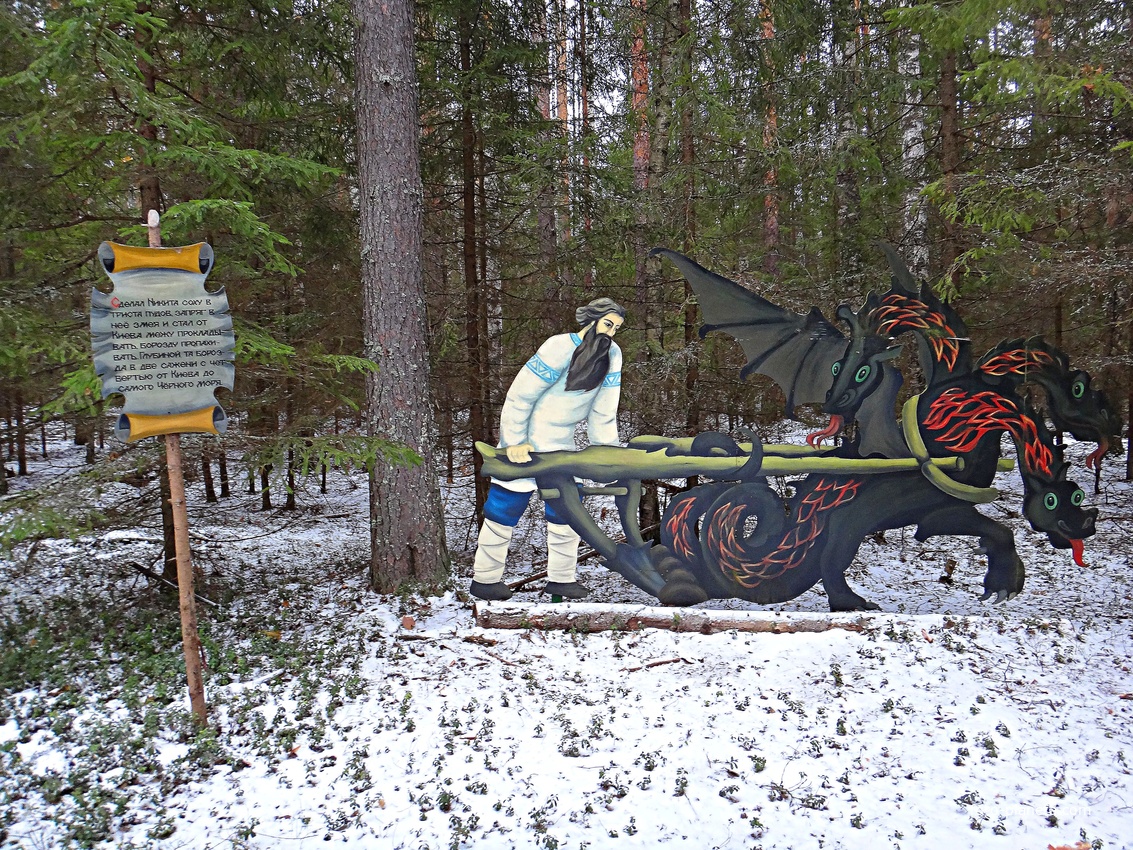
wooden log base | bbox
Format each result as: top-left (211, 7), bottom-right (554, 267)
top-left (473, 601), bottom-right (873, 635)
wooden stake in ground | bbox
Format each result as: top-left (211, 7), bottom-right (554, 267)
top-left (148, 210), bottom-right (207, 725)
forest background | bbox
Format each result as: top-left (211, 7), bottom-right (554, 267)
top-left (2, 0), bottom-right (1132, 589)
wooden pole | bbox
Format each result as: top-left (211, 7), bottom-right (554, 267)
top-left (149, 210), bottom-right (208, 725)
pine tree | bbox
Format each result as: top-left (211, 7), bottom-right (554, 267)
top-left (354, 0), bottom-right (450, 590)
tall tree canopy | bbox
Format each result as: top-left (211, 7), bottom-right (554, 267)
top-left (3, 0), bottom-right (1131, 561)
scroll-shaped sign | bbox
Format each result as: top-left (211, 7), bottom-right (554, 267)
top-left (91, 242), bottom-right (235, 442)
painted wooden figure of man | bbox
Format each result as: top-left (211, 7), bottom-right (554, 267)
top-left (470, 298), bottom-right (626, 601)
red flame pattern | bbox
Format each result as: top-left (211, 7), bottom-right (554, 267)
top-left (704, 478), bottom-right (861, 588)
top-left (978, 347), bottom-right (1056, 378)
top-left (923, 388), bottom-right (1053, 476)
top-left (872, 295), bottom-right (961, 371)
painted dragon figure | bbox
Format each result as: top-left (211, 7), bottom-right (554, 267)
top-left (646, 246), bottom-right (1115, 611)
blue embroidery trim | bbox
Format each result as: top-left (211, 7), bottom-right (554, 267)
top-left (603, 371), bottom-right (621, 388)
top-left (570, 333), bottom-right (582, 346)
top-left (525, 354), bottom-right (560, 384)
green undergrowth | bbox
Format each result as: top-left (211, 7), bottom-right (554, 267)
top-left (0, 558), bottom-right (380, 849)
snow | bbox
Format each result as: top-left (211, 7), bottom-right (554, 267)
top-left (1, 432), bottom-right (1131, 849)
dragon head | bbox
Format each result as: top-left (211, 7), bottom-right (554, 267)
top-left (1043, 368), bottom-right (1123, 470)
top-left (809, 297), bottom-right (901, 447)
top-left (978, 337), bottom-right (1124, 470)
top-left (1021, 456), bottom-right (1098, 566)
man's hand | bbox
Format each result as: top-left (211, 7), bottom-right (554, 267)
top-left (505, 444), bottom-right (534, 464)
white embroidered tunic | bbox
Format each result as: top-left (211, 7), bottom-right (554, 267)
top-left (494, 332), bottom-right (622, 492)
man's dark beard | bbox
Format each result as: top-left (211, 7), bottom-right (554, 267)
top-left (565, 327), bottom-right (612, 392)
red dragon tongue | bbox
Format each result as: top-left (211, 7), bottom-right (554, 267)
top-left (1069, 538), bottom-right (1087, 568)
top-left (1085, 439), bottom-right (1108, 471)
top-left (806, 414), bottom-right (844, 448)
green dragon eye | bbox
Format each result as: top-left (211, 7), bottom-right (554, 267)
top-left (831, 362), bottom-right (841, 377)
top-left (1071, 380), bottom-right (1085, 399)
top-left (855, 365), bottom-right (871, 383)
top-left (1044, 493), bottom-right (1058, 511)
top-left (1071, 489), bottom-right (1085, 506)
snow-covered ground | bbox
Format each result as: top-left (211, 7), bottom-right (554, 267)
top-left (1, 432), bottom-right (1131, 850)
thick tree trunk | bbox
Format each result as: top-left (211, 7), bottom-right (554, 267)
top-left (354, 0), bottom-right (450, 590)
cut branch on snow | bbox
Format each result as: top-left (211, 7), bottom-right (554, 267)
top-left (473, 602), bottom-right (873, 635)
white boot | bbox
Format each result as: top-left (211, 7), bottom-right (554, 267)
top-left (545, 522), bottom-right (588, 599)
top-left (546, 522), bottom-right (581, 584)
top-left (471, 519), bottom-right (514, 600)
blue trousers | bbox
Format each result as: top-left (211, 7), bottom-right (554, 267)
top-left (483, 482), bottom-right (577, 527)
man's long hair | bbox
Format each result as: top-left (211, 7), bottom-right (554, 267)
top-left (565, 298), bottom-right (626, 393)
top-left (575, 297), bottom-right (625, 327)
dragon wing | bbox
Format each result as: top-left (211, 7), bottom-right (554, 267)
top-left (652, 247), bottom-right (847, 418)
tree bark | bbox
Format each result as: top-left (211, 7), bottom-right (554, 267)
top-left (354, 0), bottom-right (450, 590)
top-left (579, 0), bottom-right (594, 288)
top-left (285, 446), bottom-right (296, 510)
top-left (260, 464), bottom-right (272, 511)
top-left (473, 602), bottom-right (871, 635)
top-left (533, 2), bottom-right (559, 306)
top-left (459, 7), bottom-right (489, 521)
top-left (938, 47), bottom-right (961, 283)
top-left (556, 0), bottom-right (571, 244)
top-left (14, 388), bottom-right (27, 476)
top-left (631, 0), bottom-right (664, 540)
top-left (135, 2), bottom-right (162, 217)
top-left (218, 450), bottom-right (229, 498)
top-left (160, 457), bottom-right (178, 583)
top-left (678, 0), bottom-right (698, 441)
top-left (1127, 286), bottom-right (1133, 481)
top-left (202, 448), bottom-right (217, 503)
top-left (760, 0), bottom-right (780, 279)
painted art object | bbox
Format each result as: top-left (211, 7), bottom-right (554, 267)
top-left (92, 242), bottom-right (235, 442)
top-left (476, 247), bottom-right (1120, 611)
top-left (468, 299), bottom-right (626, 602)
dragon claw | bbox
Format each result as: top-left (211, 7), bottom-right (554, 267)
top-left (979, 587), bottom-right (1017, 604)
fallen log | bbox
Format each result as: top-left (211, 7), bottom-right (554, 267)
top-left (473, 602), bottom-right (873, 635)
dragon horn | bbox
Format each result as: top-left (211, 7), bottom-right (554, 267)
top-left (876, 242), bottom-right (917, 295)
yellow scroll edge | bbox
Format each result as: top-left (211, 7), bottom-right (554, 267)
top-left (119, 406), bottom-right (225, 442)
top-left (101, 242), bottom-right (210, 274)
